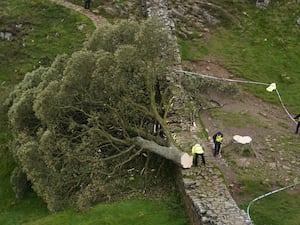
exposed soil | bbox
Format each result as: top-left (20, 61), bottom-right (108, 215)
top-left (182, 60), bottom-right (300, 204)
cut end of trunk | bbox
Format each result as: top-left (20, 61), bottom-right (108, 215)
top-left (180, 153), bottom-right (193, 168)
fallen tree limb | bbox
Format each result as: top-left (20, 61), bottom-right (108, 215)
top-left (134, 137), bottom-right (193, 169)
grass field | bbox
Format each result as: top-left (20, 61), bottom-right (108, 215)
top-left (22, 197), bottom-right (189, 225)
top-left (239, 183), bottom-right (300, 225)
top-left (0, 0), bottom-right (94, 83)
top-left (249, 187), bottom-right (300, 225)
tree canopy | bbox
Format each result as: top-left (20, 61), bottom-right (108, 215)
top-left (6, 18), bottom-right (181, 212)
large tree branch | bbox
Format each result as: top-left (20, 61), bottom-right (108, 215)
top-left (134, 137), bottom-right (192, 168)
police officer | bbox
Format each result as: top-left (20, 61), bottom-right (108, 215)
top-left (213, 131), bottom-right (223, 157)
top-left (192, 143), bottom-right (206, 167)
top-left (294, 114), bottom-right (300, 134)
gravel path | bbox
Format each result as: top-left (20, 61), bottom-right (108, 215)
top-left (49, 0), bottom-right (108, 28)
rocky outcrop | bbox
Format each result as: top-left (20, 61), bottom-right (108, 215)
top-left (256, 0), bottom-right (271, 10)
top-left (0, 31), bottom-right (13, 41)
top-left (167, 0), bottom-right (241, 39)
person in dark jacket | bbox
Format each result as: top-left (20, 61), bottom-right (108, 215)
top-left (294, 114), bottom-right (300, 134)
top-left (84, 0), bottom-right (91, 9)
top-left (213, 131), bottom-right (223, 157)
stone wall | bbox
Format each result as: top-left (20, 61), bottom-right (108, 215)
top-left (143, 1), bottom-right (251, 224)
top-left (177, 164), bottom-right (251, 225)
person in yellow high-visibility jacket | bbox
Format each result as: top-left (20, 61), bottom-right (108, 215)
top-left (213, 131), bottom-right (223, 157)
top-left (192, 143), bottom-right (206, 167)
top-left (294, 114), bottom-right (300, 134)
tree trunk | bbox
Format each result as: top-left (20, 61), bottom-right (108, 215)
top-left (134, 137), bottom-right (193, 169)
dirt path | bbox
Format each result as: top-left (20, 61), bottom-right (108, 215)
top-left (49, 0), bottom-right (108, 28)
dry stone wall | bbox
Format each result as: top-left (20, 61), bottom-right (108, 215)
top-left (143, 1), bottom-right (251, 224)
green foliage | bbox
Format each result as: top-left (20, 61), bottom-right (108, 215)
top-left (7, 18), bottom-right (177, 212)
top-left (86, 21), bottom-right (139, 52)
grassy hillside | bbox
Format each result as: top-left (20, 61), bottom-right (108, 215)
top-left (179, 0), bottom-right (300, 113)
top-left (0, 0), bottom-right (94, 83)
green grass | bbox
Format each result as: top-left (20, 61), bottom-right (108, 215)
top-left (238, 178), bottom-right (300, 225)
top-left (178, 40), bottom-right (209, 61)
top-left (279, 135), bottom-right (300, 154)
top-left (0, 0), bottom-right (94, 83)
top-left (210, 109), bottom-right (265, 128)
top-left (0, 142), bottom-right (16, 210)
top-left (179, 1), bottom-right (300, 113)
top-left (1, 195), bottom-right (190, 225)
top-left (197, 116), bottom-right (209, 140)
top-left (239, 178), bottom-right (271, 200)
top-left (0, 191), bottom-right (49, 225)
top-left (248, 187), bottom-right (300, 225)
top-left (21, 197), bottom-right (190, 225)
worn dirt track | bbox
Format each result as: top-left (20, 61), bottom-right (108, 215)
top-left (49, 0), bottom-right (108, 28)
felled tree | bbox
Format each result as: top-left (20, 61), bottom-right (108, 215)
top-left (7, 18), bottom-right (191, 212)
